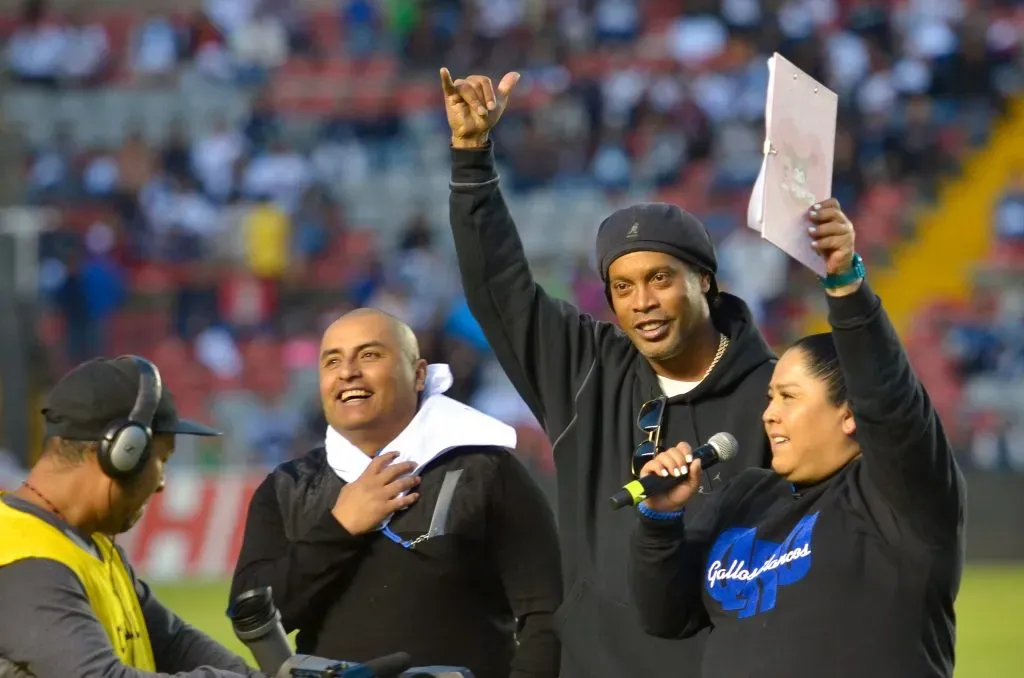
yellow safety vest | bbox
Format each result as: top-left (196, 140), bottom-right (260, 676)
top-left (0, 494), bottom-right (156, 671)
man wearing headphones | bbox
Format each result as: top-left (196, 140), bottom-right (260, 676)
top-left (0, 356), bottom-right (266, 677)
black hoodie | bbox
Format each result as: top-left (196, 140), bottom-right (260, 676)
top-left (449, 145), bottom-right (776, 678)
top-left (629, 282), bottom-right (965, 678)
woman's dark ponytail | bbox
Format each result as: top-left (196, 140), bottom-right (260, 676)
top-left (791, 333), bottom-right (848, 406)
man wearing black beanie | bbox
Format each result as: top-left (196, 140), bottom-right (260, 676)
top-left (440, 69), bottom-right (776, 678)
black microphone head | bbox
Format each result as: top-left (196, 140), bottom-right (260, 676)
top-left (227, 587), bottom-right (277, 634)
top-left (363, 651), bottom-right (413, 677)
top-left (708, 432), bottom-right (738, 462)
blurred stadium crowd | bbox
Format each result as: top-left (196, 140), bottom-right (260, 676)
top-left (1, 0), bottom-right (1023, 472)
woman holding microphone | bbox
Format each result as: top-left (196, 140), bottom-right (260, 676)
top-left (629, 199), bottom-right (964, 678)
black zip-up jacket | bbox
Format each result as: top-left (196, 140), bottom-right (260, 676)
top-left (449, 145), bottom-right (776, 678)
top-left (230, 445), bottom-right (562, 678)
top-left (630, 281), bottom-right (966, 678)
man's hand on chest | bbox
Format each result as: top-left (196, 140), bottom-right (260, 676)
top-left (332, 452), bottom-right (421, 535)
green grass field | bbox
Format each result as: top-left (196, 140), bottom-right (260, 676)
top-left (154, 564), bottom-right (1024, 676)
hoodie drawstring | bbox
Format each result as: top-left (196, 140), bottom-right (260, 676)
top-left (687, 404), bottom-right (716, 494)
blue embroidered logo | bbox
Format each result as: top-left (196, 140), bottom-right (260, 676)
top-left (705, 512), bottom-right (820, 618)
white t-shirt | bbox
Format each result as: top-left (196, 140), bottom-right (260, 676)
top-left (658, 375), bottom-right (700, 398)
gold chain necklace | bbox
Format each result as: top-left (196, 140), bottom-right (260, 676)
top-left (699, 334), bottom-right (729, 383)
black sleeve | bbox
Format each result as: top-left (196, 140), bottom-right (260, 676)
top-left (629, 514), bottom-right (712, 640)
top-left (229, 475), bottom-right (370, 633)
top-left (130, 561), bottom-right (261, 676)
top-left (449, 145), bottom-right (608, 436)
top-left (827, 281), bottom-right (965, 543)
top-left (486, 452), bottom-right (563, 678)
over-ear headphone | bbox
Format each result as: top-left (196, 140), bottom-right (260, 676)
top-left (98, 356), bottom-right (163, 480)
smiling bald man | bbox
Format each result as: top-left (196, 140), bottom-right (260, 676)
top-left (230, 308), bottom-right (563, 678)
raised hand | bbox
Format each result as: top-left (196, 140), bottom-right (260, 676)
top-left (807, 198), bottom-right (856, 276)
top-left (439, 67), bottom-right (521, 149)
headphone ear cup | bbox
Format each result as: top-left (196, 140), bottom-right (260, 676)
top-left (100, 422), bottom-right (151, 479)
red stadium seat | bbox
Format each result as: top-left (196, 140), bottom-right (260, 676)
top-left (986, 240), bottom-right (1024, 269)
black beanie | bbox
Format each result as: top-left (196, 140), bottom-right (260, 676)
top-left (595, 203), bottom-right (718, 288)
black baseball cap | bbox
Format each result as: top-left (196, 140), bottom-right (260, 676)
top-left (595, 202), bottom-right (719, 294)
top-left (42, 357), bottom-right (221, 440)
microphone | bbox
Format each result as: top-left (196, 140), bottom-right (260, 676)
top-left (609, 432), bottom-right (738, 510)
top-left (362, 653), bottom-right (414, 677)
top-left (228, 587), bottom-right (292, 677)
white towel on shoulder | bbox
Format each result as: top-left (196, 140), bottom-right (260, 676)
top-left (324, 364), bottom-right (517, 527)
